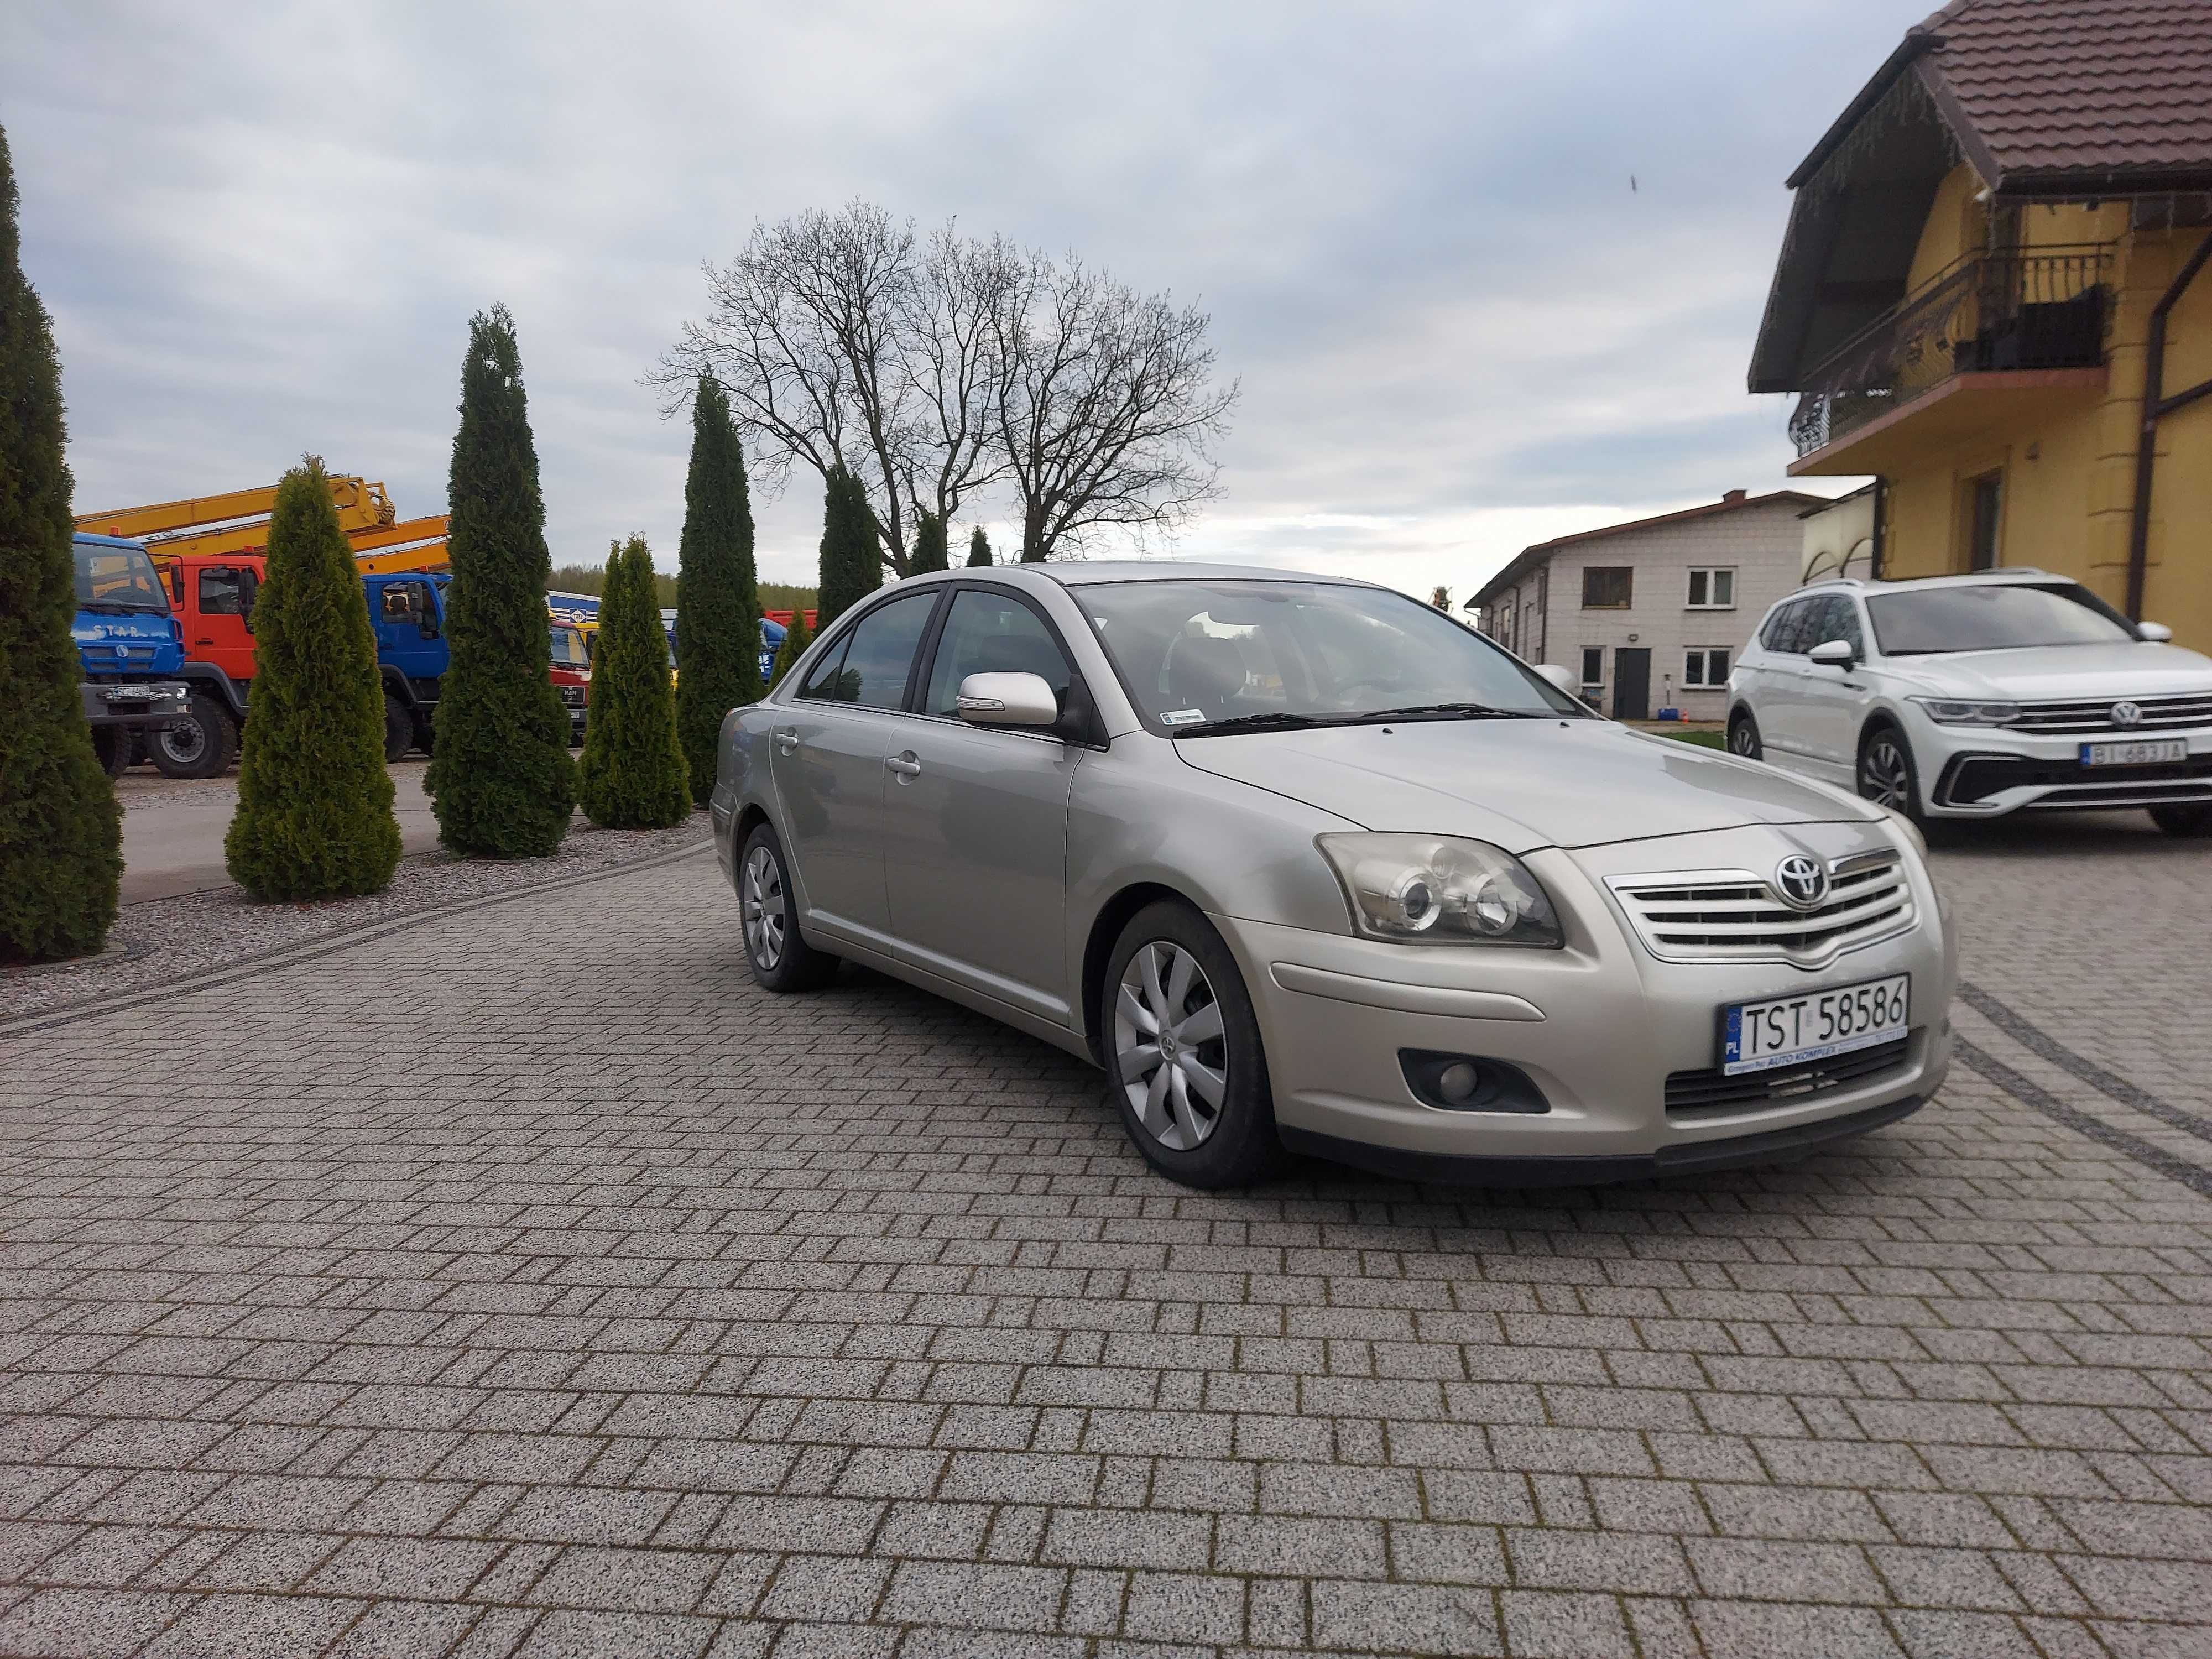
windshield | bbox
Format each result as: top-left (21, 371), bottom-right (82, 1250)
top-left (1867, 583), bottom-right (2138, 656)
top-left (547, 625), bottom-right (588, 667)
top-left (73, 543), bottom-right (169, 613)
top-left (1078, 579), bottom-right (1585, 732)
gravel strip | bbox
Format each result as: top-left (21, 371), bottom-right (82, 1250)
top-left (2, 813), bottom-right (716, 1019)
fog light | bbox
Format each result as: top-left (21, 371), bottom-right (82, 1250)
top-left (1398, 1050), bottom-right (1550, 1114)
top-left (1437, 1061), bottom-right (1480, 1103)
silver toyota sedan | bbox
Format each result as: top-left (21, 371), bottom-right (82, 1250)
top-left (711, 563), bottom-right (1954, 1190)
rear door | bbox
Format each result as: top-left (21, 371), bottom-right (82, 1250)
top-left (881, 585), bottom-right (1085, 1025)
top-left (769, 589), bottom-right (942, 952)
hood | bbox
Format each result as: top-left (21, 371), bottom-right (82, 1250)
top-left (1175, 719), bottom-right (1877, 853)
top-left (1881, 641), bottom-right (2212, 701)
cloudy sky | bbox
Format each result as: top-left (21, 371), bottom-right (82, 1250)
top-left (6, 1), bottom-right (1912, 604)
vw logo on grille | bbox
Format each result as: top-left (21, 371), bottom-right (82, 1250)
top-left (1773, 855), bottom-right (1830, 911)
top-left (2111, 700), bottom-right (2142, 727)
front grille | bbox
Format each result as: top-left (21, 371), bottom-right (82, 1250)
top-left (559, 685), bottom-right (587, 707)
top-left (2008, 692), bottom-right (2212, 734)
top-left (1940, 751), bottom-right (2212, 806)
top-left (1666, 1034), bottom-right (1913, 1121)
top-left (1608, 851), bottom-right (1914, 969)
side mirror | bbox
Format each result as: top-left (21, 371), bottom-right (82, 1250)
top-left (2138, 620), bottom-right (2173, 643)
top-left (1809, 639), bottom-right (1856, 670)
top-left (956, 671), bottom-right (1058, 727)
top-left (1534, 664), bottom-right (1582, 699)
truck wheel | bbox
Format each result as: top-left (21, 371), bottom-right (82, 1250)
top-left (150, 694), bottom-right (235, 779)
top-left (91, 727), bottom-right (134, 778)
top-left (383, 696), bottom-right (414, 761)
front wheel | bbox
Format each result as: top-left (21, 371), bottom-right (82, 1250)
top-left (150, 693), bottom-right (235, 779)
top-left (738, 822), bottom-right (838, 991)
top-left (90, 727), bottom-right (134, 778)
top-left (1858, 723), bottom-right (1923, 820)
top-left (2150, 804), bottom-right (2212, 838)
top-left (1100, 901), bottom-right (1284, 1189)
top-left (1727, 710), bottom-right (1762, 760)
top-left (383, 696), bottom-right (414, 762)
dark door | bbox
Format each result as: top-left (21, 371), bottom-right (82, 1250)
top-left (1968, 473), bottom-right (2002, 570)
top-left (1613, 648), bottom-right (1650, 721)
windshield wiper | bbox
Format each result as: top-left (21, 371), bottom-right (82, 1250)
top-left (1344, 702), bottom-right (1538, 723)
top-left (1175, 711), bottom-right (1343, 737)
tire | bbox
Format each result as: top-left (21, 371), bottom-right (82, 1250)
top-left (1857, 721), bottom-right (1923, 820)
top-left (383, 696), bottom-right (414, 762)
top-left (1099, 900), bottom-right (1285, 1189)
top-left (737, 821), bottom-right (839, 991)
top-left (2150, 804), bottom-right (2212, 838)
top-left (1726, 709), bottom-right (1762, 760)
top-left (90, 727), bottom-right (133, 778)
top-left (149, 693), bottom-right (235, 779)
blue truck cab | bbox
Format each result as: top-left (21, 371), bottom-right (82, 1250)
top-left (71, 533), bottom-right (189, 774)
top-left (365, 571), bottom-right (452, 758)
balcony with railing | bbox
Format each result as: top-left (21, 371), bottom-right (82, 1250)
top-left (1786, 246), bottom-right (2114, 472)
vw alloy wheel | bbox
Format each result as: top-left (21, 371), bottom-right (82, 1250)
top-left (742, 843), bottom-right (787, 972)
top-left (1860, 733), bottom-right (1913, 811)
top-left (1113, 940), bottom-right (1229, 1152)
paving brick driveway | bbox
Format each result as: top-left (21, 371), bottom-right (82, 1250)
top-left (2, 813), bottom-right (2208, 1658)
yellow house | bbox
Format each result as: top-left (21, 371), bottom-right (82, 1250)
top-left (1749, 0), bottom-right (2212, 649)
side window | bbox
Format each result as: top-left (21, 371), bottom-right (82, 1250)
top-left (237, 567), bottom-right (259, 630)
top-left (1579, 646), bottom-right (1603, 688)
top-left (923, 589), bottom-right (1072, 717)
top-left (198, 567), bottom-right (244, 615)
top-left (1761, 600), bottom-right (1806, 654)
top-left (796, 631), bottom-right (855, 702)
top-left (802, 591), bottom-right (937, 710)
top-left (1803, 594), bottom-right (1848, 650)
top-left (1830, 598), bottom-right (1867, 655)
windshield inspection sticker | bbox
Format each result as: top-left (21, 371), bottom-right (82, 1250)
top-left (1160, 709), bottom-right (1207, 726)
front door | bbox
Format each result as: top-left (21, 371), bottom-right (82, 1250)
top-left (882, 586), bottom-right (1082, 1024)
top-left (190, 561), bottom-right (260, 685)
top-left (1613, 648), bottom-right (1650, 721)
top-left (372, 578), bottom-right (446, 687)
top-left (769, 588), bottom-right (941, 952)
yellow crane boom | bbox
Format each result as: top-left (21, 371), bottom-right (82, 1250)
top-left (75, 478), bottom-right (398, 565)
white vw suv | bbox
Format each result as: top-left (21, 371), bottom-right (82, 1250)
top-left (1728, 571), bottom-right (2212, 835)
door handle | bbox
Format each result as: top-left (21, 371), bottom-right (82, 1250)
top-left (886, 753), bottom-right (922, 781)
top-left (773, 729), bottom-right (799, 755)
top-left (195, 637), bottom-right (214, 645)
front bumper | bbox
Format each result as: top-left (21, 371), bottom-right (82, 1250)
top-left (80, 680), bottom-right (189, 729)
top-left (1218, 822), bottom-right (1954, 1183)
top-left (1911, 711), bottom-right (2212, 817)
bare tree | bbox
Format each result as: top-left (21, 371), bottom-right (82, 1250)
top-left (993, 254), bottom-right (1238, 561)
top-left (658, 204), bottom-right (1011, 578)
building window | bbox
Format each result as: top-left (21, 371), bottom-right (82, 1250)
top-left (1686, 567), bottom-right (1735, 609)
top-left (1965, 471), bottom-right (2002, 571)
top-left (1582, 567), bottom-right (1632, 609)
top-left (1580, 646), bottom-right (1603, 689)
top-left (1683, 648), bottom-right (1731, 688)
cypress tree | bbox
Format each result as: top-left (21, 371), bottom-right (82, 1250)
top-left (766, 609), bottom-right (812, 691)
top-left (578, 536), bottom-right (691, 829)
top-left (674, 375), bottom-right (761, 805)
top-left (815, 467), bottom-right (880, 629)
top-left (966, 525), bottom-right (992, 567)
top-left (910, 510), bottom-right (948, 573)
top-left (224, 458), bottom-right (402, 900)
top-left (427, 305), bottom-right (577, 857)
top-left (0, 123), bottom-right (121, 963)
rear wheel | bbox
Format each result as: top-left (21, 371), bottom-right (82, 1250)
top-left (1099, 901), bottom-right (1284, 1190)
top-left (738, 822), bottom-right (838, 991)
top-left (1727, 710), bottom-right (1762, 760)
top-left (150, 693), bottom-right (235, 779)
top-left (383, 696), bottom-right (414, 761)
top-left (1858, 722), bottom-right (1923, 820)
top-left (90, 727), bottom-right (134, 778)
top-left (2150, 804), bottom-right (2212, 838)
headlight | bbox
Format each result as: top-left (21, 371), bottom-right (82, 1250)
top-left (1910, 697), bottom-right (2019, 726)
top-left (1317, 834), bottom-right (1563, 947)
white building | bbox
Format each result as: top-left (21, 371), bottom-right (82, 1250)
top-left (1469, 489), bottom-right (1823, 719)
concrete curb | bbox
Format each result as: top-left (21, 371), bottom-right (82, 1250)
top-left (0, 837), bottom-right (717, 1042)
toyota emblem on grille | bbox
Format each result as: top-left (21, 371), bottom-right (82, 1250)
top-left (1773, 855), bottom-right (1829, 910)
top-left (2111, 700), bottom-right (2142, 727)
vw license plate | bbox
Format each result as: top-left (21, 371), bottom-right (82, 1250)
top-left (1721, 973), bottom-right (1910, 1077)
top-left (2080, 738), bottom-right (2187, 767)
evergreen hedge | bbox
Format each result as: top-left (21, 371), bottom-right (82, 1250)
top-left (0, 122), bottom-right (121, 963)
top-left (815, 467), bottom-right (880, 628)
top-left (426, 305), bottom-right (577, 857)
top-left (578, 536), bottom-right (691, 829)
top-left (766, 609), bottom-right (812, 691)
top-left (673, 375), bottom-right (762, 805)
top-left (910, 510), bottom-right (948, 573)
top-left (966, 525), bottom-right (992, 567)
top-left (224, 459), bottom-right (402, 900)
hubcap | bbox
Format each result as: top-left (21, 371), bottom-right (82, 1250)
top-left (1860, 739), bottom-right (1911, 809)
top-left (742, 845), bottom-right (787, 971)
top-left (1113, 941), bottom-right (1228, 1151)
top-left (159, 719), bottom-right (206, 764)
top-left (1730, 723), bottom-right (1756, 755)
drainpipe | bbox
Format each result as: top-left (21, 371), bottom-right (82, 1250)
top-left (2126, 229), bottom-right (2212, 620)
top-left (1869, 478), bottom-right (1886, 580)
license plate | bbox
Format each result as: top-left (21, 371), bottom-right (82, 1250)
top-left (100, 684), bottom-right (161, 701)
top-left (2080, 738), bottom-right (2187, 767)
top-left (1721, 973), bottom-right (1910, 1076)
